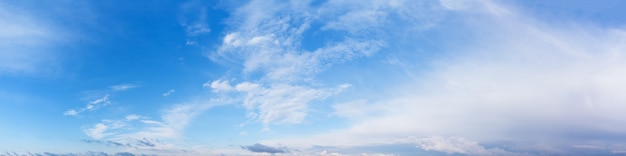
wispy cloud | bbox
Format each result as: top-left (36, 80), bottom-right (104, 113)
top-left (78, 99), bottom-right (224, 153)
top-left (248, 0), bottom-right (626, 154)
top-left (208, 0), bottom-right (421, 128)
top-left (179, 0), bottom-right (211, 46)
top-left (0, 2), bottom-right (70, 75)
top-left (63, 94), bottom-right (110, 116)
top-left (162, 89), bottom-right (175, 96)
top-left (83, 119), bottom-right (124, 140)
top-left (109, 84), bottom-right (139, 91)
top-left (209, 80), bottom-right (349, 126)
top-left (64, 83), bottom-right (139, 116)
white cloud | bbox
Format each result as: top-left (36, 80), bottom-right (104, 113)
top-left (83, 119), bottom-right (124, 140)
top-left (0, 3), bottom-right (69, 75)
top-left (109, 84), bottom-right (139, 91)
top-left (183, 23), bottom-right (210, 36)
top-left (162, 89), bottom-right (175, 96)
top-left (206, 80), bottom-right (232, 92)
top-left (87, 95), bottom-right (110, 109)
top-left (84, 123), bottom-right (110, 140)
top-left (209, 81), bottom-right (347, 126)
top-left (209, 0), bottom-right (412, 127)
top-left (65, 83), bottom-right (138, 116)
top-left (125, 114), bottom-right (143, 121)
top-left (63, 109), bottom-right (78, 116)
top-left (78, 99), bottom-right (226, 153)
top-left (213, 0), bottom-right (393, 81)
top-left (414, 137), bottom-right (518, 156)
top-left (253, 0), bottom-right (626, 154)
top-left (63, 94), bottom-right (110, 116)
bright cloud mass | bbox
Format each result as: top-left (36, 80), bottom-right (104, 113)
top-left (2, 0), bottom-right (626, 155)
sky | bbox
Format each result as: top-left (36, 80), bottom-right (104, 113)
top-left (2, 0), bottom-right (626, 155)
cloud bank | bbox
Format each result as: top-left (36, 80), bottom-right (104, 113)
top-left (229, 0), bottom-right (626, 155)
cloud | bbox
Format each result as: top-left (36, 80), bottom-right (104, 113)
top-left (205, 80), bottom-right (232, 92)
top-left (162, 89), bottom-right (175, 96)
top-left (84, 123), bottom-right (111, 140)
top-left (250, 0), bottom-right (626, 154)
top-left (83, 119), bottom-right (124, 140)
top-left (125, 114), bottom-right (144, 121)
top-left (63, 109), bottom-right (78, 116)
top-left (213, 80), bottom-right (349, 126)
top-left (179, 0), bottom-right (211, 47)
top-left (63, 94), bottom-right (111, 116)
top-left (78, 99), bottom-right (224, 153)
top-left (82, 139), bottom-right (129, 147)
top-left (2, 151), bottom-right (139, 156)
top-left (65, 83), bottom-right (139, 116)
top-left (213, 1), bottom-right (392, 81)
top-left (109, 84), bottom-right (139, 91)
top-left (208, 0), bottom-right (416, 128)
top-left (0, 2), bottom-right (70, 75)
top-left (137, 138), bottom-right (156, 147)
top-left (241, 143), bottom-right (286, 154)
top-left (414, 137), bottom-right (519, 156)
top-left (332, 99), bottom-right (380, 118)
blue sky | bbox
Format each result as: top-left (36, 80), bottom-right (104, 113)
top-left (2, 0), bottom-right (626, 155)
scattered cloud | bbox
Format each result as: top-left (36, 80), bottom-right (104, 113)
top-left (208, 0), bottom-right (419, 128)
top-left (77, 99), bottom-right (224, 154)
top-left (241, 143), bottom-right (287, 154)
top-left (210, 80), bottom-right (349, 126)
top-left (162, 89), bottom-right (175, 96)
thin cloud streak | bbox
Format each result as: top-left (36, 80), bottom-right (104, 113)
top-left (63, 94), bottom-right (110, 116)
top-left (109, 84), bottom-right (139, 91)
top-left (162, 89), bottom-right (175, 96)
